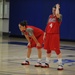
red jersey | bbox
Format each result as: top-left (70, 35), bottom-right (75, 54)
top-left (22, 25), bottom-right (44, 38)
top-left (45, 15), bottom-right (62, 34)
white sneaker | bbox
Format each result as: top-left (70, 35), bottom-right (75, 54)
top-left (21, 61), bottom-right (30, 65)
top-left (41, 62), bottom-right (49, 68)
top-left (34, 62), bottom-right (41, 67)
top-left (57, 65), bottom-right (63, 70)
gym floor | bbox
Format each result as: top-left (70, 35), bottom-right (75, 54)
top-left (0, 19), bottom-right (75, 75)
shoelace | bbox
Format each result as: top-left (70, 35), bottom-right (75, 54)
top-left (58, 65), bottom-right (63, 67)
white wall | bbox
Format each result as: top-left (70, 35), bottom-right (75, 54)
top-left (4, 1), bottom-right (9, 18)
top-left (3, 1), bottom-right (9, 33)
top-left (0, 0), bottom-right (9, 33)
top-left (0, 20), bottom-right (3, 32)
top-left (0, 0), bottom-right (3, 18)
top-left (2, 19), bottom-right (9, 33)
top-left (0, 0), bottom-right (9, 19)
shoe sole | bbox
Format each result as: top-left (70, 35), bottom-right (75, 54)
top-left (21, 63), bottom-right (30, 65)
top-left (57, 68), bottom-right (63, 70)
top-left (34, 65), bottom-right (41, 67)
top-left (41, 66), bottom-right (49, 68)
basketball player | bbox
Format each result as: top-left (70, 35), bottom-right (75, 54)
top-left (41, 4), bottom-right (63, 70)
top-left (18, 20), bottom-right (44, 67)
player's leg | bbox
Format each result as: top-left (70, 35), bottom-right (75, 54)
top-left (56, 51), bottom-right (63, 70)
top-left (46, 53), bottom-right (51, 64)
top-left (34, 34), bottom-right (43, 67)
top-left (34, 48), bottom-right (42, 67)
top-left (54, 34), bottom-right (63, 70)
top-left (21, 39), bottom-right (33, 65)
top-left (41, 50), bottom-right (51, 68)
top-left (37, 48), bottom-right (42, 60)
top-left (21, 47), bottom-right (32, 65)
top-left (41, 34), bottom-right (51, 68)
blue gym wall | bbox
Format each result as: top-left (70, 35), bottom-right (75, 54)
top-left (9, 0), bottom-right (75, 40)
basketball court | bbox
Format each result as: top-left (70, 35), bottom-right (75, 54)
top-left (0, 35), bottom-right (75, 75)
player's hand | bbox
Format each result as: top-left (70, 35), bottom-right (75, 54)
top-left (27, 42), bottom-right (31, 47)
top-left (56, 4), bottom-right (60, 9)
top-left (36, 42), bottom-right (41, 47)
top-left (43, 35), bottom-right (46, 40)
top-left (43, 32), bottom-right (46, 40)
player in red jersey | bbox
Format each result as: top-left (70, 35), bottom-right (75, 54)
top-left (18, 20), bottom-right (44, 67)
top-left (41, 4), bottom-right (63, 70)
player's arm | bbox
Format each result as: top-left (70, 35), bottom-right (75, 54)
top-left (24, 34), bottom-right (30, 43)
top-left (55, 4), bottom-right (62, 22)
top-left (47, 16), bottom-right (50, 24)
top-left (27, 28), bottom-right (40, 45)
top-left (31, 34), bottom-right (39, 44)
top-left (43, 32), bottom-right (46, 40)
top-left (23, 34), bottom-right (31, 47)
top-left (55, 4), bottom-right (61, 18)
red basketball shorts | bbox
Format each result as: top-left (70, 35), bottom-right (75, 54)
top-left (28, 34), bottom-right (43, 49)
top-left (44, 33), bottom-right (61, 55)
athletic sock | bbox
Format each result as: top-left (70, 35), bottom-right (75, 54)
top-left (46, 57), bottom-right (50, 64)
top-left (37, 59), bottom-right (41, 63)
top-left (26, 57), bottom-right (29, 61)
top-left (58, 58), bottom-right (62, 65)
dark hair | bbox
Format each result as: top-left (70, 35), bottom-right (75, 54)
top-left (53, 4), bottom-right (60, 9)
top-left (19, 20), bottom-right (28, 26)
top-left (53, 5), bottom-right (56, 9)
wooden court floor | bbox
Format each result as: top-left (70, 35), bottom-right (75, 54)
top-left (0, 36), bottom-right (75, 75)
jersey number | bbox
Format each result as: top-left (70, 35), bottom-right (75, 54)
top-left (49, 23), bottom-right (53, 28)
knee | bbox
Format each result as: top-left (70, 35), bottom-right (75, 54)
top-left (47, 50), bottom-right (51, 54)
top-left (36, 45), bottom-right (42, 49)
top-left (56, 50), bottom-right (61, 55)
top-left (27, 45), bottom-right (32, 48)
